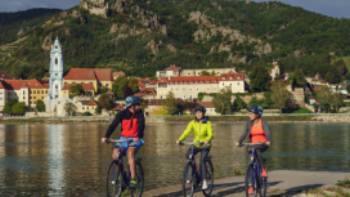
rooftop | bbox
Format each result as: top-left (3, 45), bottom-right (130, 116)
top-left (64, 68), bottom-right (113, 81)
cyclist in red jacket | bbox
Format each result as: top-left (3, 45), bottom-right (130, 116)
top-left (101, 96), bottom-right (145, 188)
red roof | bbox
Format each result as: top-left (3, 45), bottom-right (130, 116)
top-left (64, 68), bottom-right (113, 81)
top-left (63, 82), bottom-right (95, 92)
top-left (165, 64), bottom-right (181, 72)
top-left (81, 100), bottom-right (97, 106)
top-left (158, 72), bottom-right (245, 84)
top-left (3, 79), bottom-right (45, 90)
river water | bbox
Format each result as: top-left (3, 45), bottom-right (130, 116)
top-left (0, 122), bottom-right (349, 196)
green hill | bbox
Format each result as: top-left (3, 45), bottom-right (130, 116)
top-left (0, 0), bottom-right (349, 81)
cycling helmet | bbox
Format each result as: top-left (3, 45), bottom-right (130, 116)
top-left (125, 96), bottom-right (141, 108)
top-left (248, 105), bottom-right (263, 117)
top-left (194, 105), bottom-right (206, 114)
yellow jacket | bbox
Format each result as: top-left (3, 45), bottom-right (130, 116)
top-left (178, 119), bottom-right (214, 145)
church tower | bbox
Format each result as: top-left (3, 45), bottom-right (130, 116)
top-left (47, 37), bottom-right (64, 113)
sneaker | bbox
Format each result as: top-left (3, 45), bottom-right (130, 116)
top-left (202, 179), bottom-right (208, 190)
top-left (129, 179), bottom-right (137, 189)
top-left (261, 167), bottom-right (267, 177)
top-left (247, 186), bottom-right (254, 194)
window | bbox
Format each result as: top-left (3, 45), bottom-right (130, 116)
top-left (55, 58), bottom-right (58, 65)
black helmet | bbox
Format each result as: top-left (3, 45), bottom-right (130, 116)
top-left (194, 105), bottom-right (206, 114)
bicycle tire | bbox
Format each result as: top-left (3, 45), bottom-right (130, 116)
top-left (202, 159), bottom-right (214, 197)
top-left (106, 161), bottom-right (123, 197)
top-left (183, 162), bottom-right (196, 197)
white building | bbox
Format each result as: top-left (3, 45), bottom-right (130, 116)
top-left (156, 72), bottom-right (246, 100)
top-left (270, 61), bottom-right (281, 81)
top-left (0, 82), bottom-right (6, 111)
top-left (156, 64), bottom-right (237, 78)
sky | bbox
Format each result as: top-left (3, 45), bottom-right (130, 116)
top-left (0, 0), bottom-right (349, 19)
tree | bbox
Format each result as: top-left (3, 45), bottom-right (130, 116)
top-left (213, 90), bottom-right (232, 115)
top-left (289, 69), bottom-right (306, 88)
top-left (164, 92), bottom-right (178, 115)
top-left (112, 77), bottom-right (139, 99)
top-left (69, 84), bottom-right (84, 98)
top-left (64, 102), bottom-right (77, 116)
top-left (232, 95), bottom-right (247, 112)
top-left (249, 66), bottom-right (271, 92)
top-left (270, 82), bottom-right (294, 112)
top-left (315, 86), bottom-right (344, 113)
top-left (11, 102), bottom-right (26, 116)
top-left (97, 93), bottom-right (114, 110)
top-left (36, 100), bottom-right (46, 112)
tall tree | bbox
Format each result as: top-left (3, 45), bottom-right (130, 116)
top-left (271, 81), bottom-right (294, 112)
top-left (213, 90), bottom-right (232, 115)
top-left (249, 66), bottom-right (271, 92)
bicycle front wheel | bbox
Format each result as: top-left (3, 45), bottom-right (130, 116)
top-left (183, 162), bottom-right (196, 197)
top-left (106, 161), bottom-right (123, 197)
top-left (131, 161), bottom-right (144, 197)
top-left (202, 159), bottom-right (214, 197)
top-left (245, 165), bottom-right (259, 197)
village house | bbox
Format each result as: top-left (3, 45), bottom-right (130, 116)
top-left (156, 72), bottom-right (246, 100)
top-left (0, 79), bottom-right (48, 109)
top-left (63, 68), bottom-right (113, 93)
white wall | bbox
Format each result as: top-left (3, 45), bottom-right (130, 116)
top-left (0, 89), bottom-right (6, 111)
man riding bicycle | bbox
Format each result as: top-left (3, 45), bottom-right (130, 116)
top-left (176, 105), bottom-right (214, 190)
top-left (236, 105), bottom-right (271, 194)
top-left (101, 96), bottom-right (145, 188)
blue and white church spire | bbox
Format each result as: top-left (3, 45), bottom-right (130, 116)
top-left (47, 37), bottom-right (64, 114)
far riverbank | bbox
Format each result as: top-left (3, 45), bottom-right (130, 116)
top-left (1, 113), bottom-right (350, 124)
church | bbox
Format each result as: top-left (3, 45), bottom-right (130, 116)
top-left (45, 37), bottom-right (114, 116)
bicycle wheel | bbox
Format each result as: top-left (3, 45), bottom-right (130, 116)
top-left (107, 161), bottom-right (123, 197)
top-left (202, 159), bottom-right (214, 197)
top-left (131, 161), bottom-right (144, 197)
top-left (245, 165), bottom-right (259, 197)
top-left (183, 162), bottom-right (196, 197)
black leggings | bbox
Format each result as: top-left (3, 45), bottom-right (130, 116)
top-left (186, 146), bottom-right (210, 180)
top-left (252, 144), bottom-right (268, 169)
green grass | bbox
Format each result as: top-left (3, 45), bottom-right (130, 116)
top-left (292, 107), bottom-right (313, 114)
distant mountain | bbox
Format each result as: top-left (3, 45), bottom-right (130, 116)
top-left (0, 0), bottom-right (349, 82)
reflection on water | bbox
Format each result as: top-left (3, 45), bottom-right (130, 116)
top-left (0, 122), bottom-right (349, 196)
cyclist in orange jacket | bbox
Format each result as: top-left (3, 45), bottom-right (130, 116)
top-left (236, 105), bottom-right (271, 194)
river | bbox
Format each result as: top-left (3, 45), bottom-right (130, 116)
top-left (0, 122), bottom-right (349, 196)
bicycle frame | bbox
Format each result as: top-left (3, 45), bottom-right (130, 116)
top-left (248, 147), bottom-right (262, 188)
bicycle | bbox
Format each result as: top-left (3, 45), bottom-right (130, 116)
top-left (179, 141), bottom-right (214, 197)
top-left (240, 143), bottom-right (267, 197)
top-left (106, 138), bottom-right (144, 197)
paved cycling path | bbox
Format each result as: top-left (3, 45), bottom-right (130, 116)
top-left (144, 170), bottom-right (350, 197)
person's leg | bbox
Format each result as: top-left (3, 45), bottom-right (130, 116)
top-left (127, 147), bottom-right (137, 180)
top-left (256, 146), bottom-right (268, 177)
top-left (200, 148), bottom-right (210, 179)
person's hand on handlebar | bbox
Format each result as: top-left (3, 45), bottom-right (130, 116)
top-left (235, 142), bottom-right (241, 147)
top-left (265, 141), bottom-right (271, 146)
top-left (176, 140), bottom-right (183, 145)
top-left (101, 137), bottom-right (108, 144)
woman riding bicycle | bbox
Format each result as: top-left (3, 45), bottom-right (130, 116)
top-left (237, 105), bottom-right (271, 194)
top-left (176, 105), bottom-right (213, 190)
top-left (101, 96), bottom-right (145, 188)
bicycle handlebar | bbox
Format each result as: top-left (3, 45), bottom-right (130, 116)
top-left (106, 138), bottom-right (135, 144)
top-left (178, 141), bottom-right (211, 148)
top-left (240, 142), bottom-right (267, 148)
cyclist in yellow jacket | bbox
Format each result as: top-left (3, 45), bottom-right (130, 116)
top-left (176, 105), bottom-right (213, 190)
